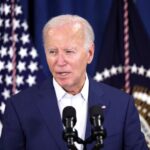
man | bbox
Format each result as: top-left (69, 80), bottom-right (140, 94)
top-left (1, 14), bottom-right (148, 150)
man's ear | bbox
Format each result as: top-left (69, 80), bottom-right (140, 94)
top-left (87, 43), bottom-right (94, 64)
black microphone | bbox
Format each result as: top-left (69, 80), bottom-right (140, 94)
top-left (63, 106), bottom-right (77, 128)
top-left (62, 106), bottom-right (77, 150)
top-left (89, 105), bottom-right (106, 150)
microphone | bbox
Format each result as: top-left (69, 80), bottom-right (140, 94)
top-left (89, 105), bottom-right (106, 149)
top-left (62, 106), bottom-right (77, 150)
top-left (62, 106), bottom-right (77, 129)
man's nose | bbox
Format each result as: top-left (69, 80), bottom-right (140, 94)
top-left (56, 53), bottom-right (66, 66)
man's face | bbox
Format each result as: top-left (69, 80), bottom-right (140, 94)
top-left (44, 23), bottom-right (94, 94)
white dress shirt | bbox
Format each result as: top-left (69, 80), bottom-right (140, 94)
top-left (53, 75), bottom-right (89, 150)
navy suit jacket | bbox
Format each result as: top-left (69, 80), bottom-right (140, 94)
top-left (1, 77), bottom-right (148, 150)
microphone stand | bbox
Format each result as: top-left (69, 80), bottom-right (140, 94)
top-left (84, 125), bottom-right (106, 150)
top-left (62, 123), bottom-right (106, 150)
top-left (63, 127), bottom-right (106, 150)
top-left (63, 128), bottom-right (86, 150)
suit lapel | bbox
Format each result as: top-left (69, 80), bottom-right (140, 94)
top-left (35, 79), bottom-right (67, 150)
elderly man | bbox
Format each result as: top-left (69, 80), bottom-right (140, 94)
top-left (1, 14), bottom-right (148, 150)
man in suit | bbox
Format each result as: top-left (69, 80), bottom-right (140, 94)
top-left (1, 14), bottom-right (148, 150)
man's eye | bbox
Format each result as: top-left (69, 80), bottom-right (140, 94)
top-left (66, 50), bottom-right (73, 53)
top-left (48, 49), bottom-right (57, 55)
top-left (65, 49), bottom-right (76, 54)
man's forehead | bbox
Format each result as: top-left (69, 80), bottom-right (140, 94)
top-left (48, 22), bottom-right (83, 35)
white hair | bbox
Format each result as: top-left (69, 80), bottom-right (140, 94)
top-left (43, 14), bottom-right (95, 50)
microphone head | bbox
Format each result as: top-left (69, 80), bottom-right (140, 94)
top-left (62, 106), bottom-right (77, 127)
top-left (89, 105), bottom-right (104, 124)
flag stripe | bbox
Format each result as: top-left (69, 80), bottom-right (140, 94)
top-left (11, 0), bottom-right (17, 94)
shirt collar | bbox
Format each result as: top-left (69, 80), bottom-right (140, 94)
top-left (53, 78), bottom-right (66, 102)
top-left (80, 74), bottom-right (89, 102)
top-left (53, 74), bottom-right (89, 102)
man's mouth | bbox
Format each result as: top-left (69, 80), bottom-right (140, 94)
top-left (56, 72), bottom-right (70, 77)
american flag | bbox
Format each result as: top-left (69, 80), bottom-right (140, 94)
top-left (0, 0), bottom-right (45, 135)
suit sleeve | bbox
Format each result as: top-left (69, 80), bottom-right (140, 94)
top-left (1, 98), bottom-right (26, 150)
top-left (124, 96), bottom-right (148, 150)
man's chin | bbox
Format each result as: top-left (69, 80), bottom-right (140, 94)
top-left (57, 79), bottom-right (70, 87)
